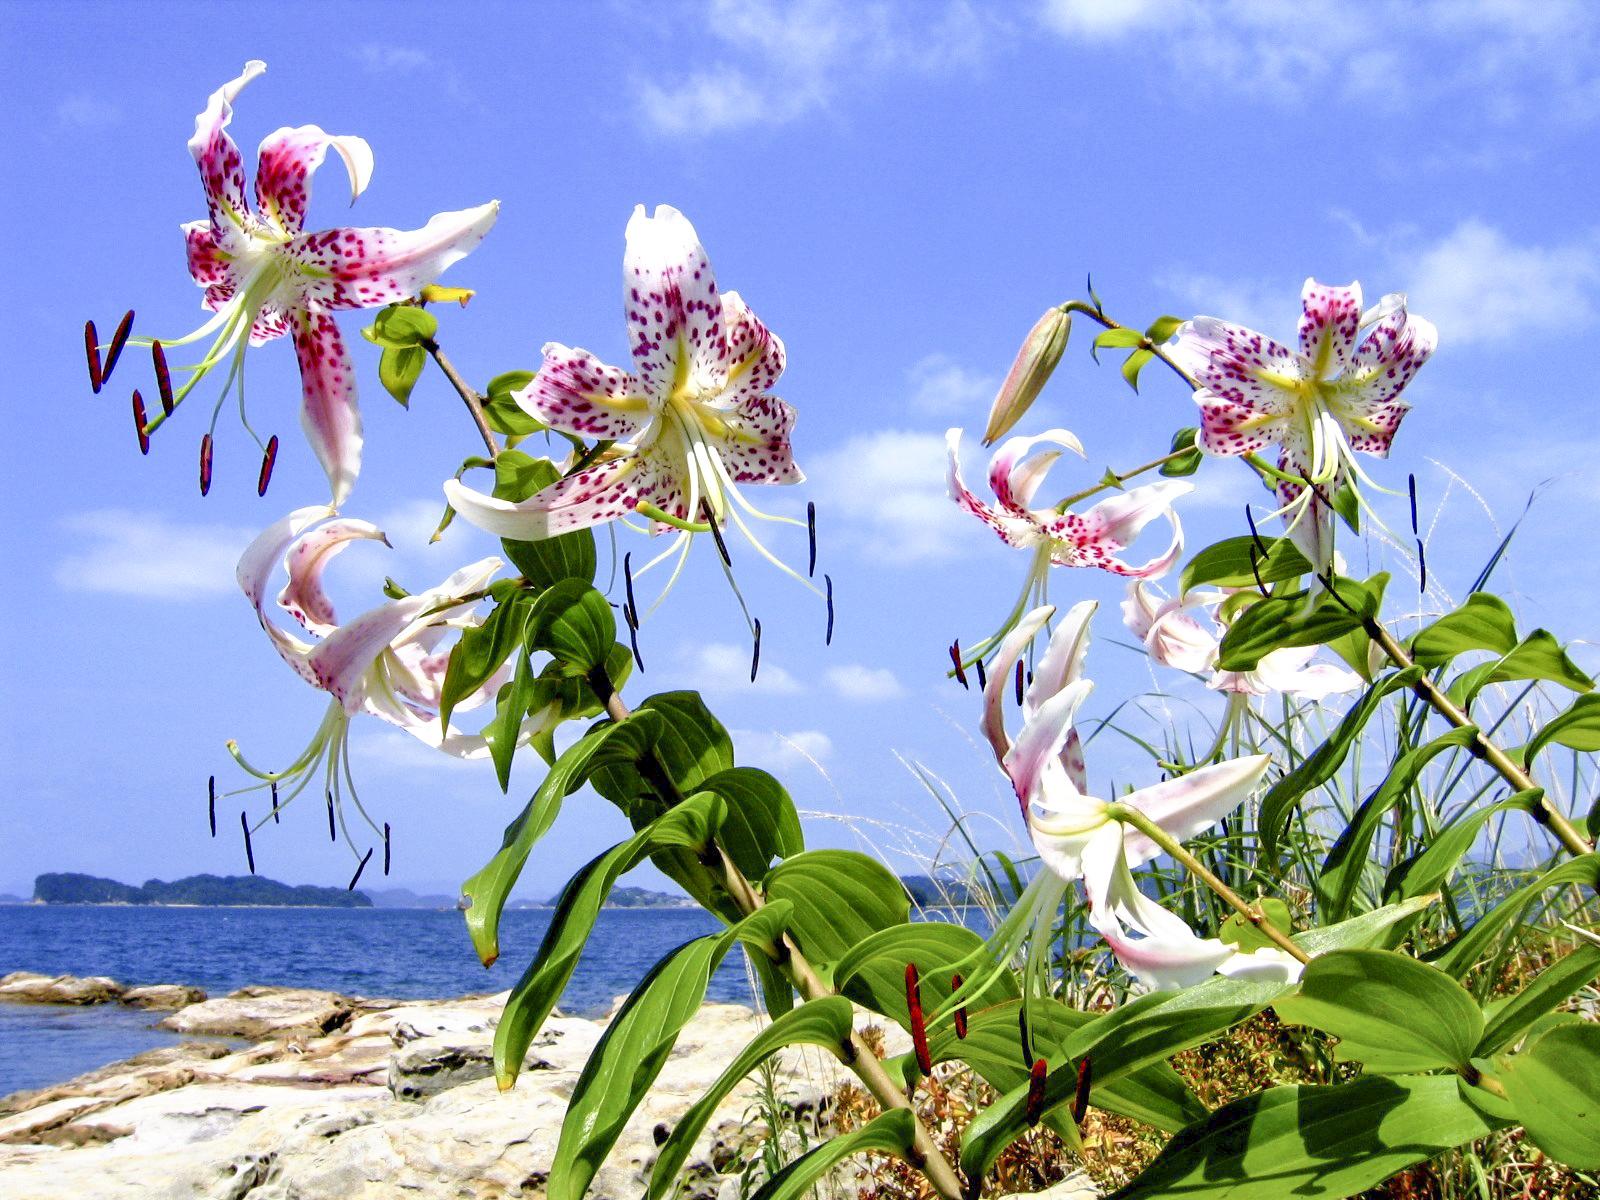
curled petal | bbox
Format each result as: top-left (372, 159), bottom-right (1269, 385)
top-left (981, 605), bottom-right (1054, 765)
top-left (255, 125), bottom-right (375, 236)
top-left (293, 307), bottom-right (364, 506)
top-left (1045, 481), bottom-right (1191, 578)
top-left (1336, 302), bottom-right (1437, 457)
top-left (1025, 599), bottom-right (1096, 715)
top-left (1118, 753), bottom-right (1271, 870)
top-left (250, 304), bottom-right (292, 346)
top-left (521, 343), bottom-right (651, 440)
top-left (1031, 788), bottom-right (1114, 885)
top-left (946, 429), bottom-right (1031, 547)
top-left (188, 61), bottom-right (266, 247)
top-left (308, 595), bottom-right (431, 711)
top-left (445, 456), bottom-right (670, 540)
top-left (237, 505), bottom-right (334, 680)
top-left (719, 291), bottom-right (786, 406)
top-left (1297, 278), bottom-right (1363, 379)
top-left (278, 518), bottom-right (388, 636)
top-left (1239, 647), bottom-right (1362, 699)
top-left (623, 204), bottom-right (724, 399)
top-left (1004, 679), bottom-right (1094, 813)
top-left (1193, 387), bottom-right (1283, 457)
top-left (716, 395), bottom-right (803, 485)
top-left (1170, 316), bottom-right (1302, 422)
top-left (987, 428), bottom-right (1085, 513)
top-left (293, 200), bottom-right (500, 311)
top-left (184, 221), bottom-right (232, 289)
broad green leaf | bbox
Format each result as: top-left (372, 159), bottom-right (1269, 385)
top-left (1477, 942), bottom-right (1600, 1056)
top-left (1497, 1023), bottom-right (1600, 1169)
top-left (378, 344), bottom-right (425, 406)
top-left (1144, 315), bottom-right (1183, 343)
top-left (749, 1110), bottom-right (914, 1200)
top-left (361, 303), bottom-right (438, 348)
top-left (1488, 630), bottom-right (1594, 694)
top-left (1217, 898), bottom-right (1292, 952)
top-left (833, 922), bottom-right (1015, 1030)
top-left (1159, 427), bottom-right (1203, 477)
top-left (1179, 535), bottom-right (1312, 594)
top-left (482, 369), bottom-right (545, 436)
top-left (1521, 692), bottom-right (1600, 765)
top-left (647, 997), bottom-right (855, 1198)
top-left (493, 453), bottom-right (596, 587)
top-left (1410, 592), bottom-right (1518, 667)
top-left (762, 850), bottom-right (910, 967)
top-left (1383, 791), bottom-right (1540, 902)
top-left (1216, 574), bottom-right (1389, 672)
top-left (526, 579), bottom-right (615, 672)
top-left (690, 767), bottom-right (805, 880)
top-left (1428, 854), bottom-right (1600, 977)
top-left (1317, 727), bottom-right (1480, 920)
top-left (484, 647), bottom-right (536, 792)
top-left (1094, 326), bottom-right (1144, 348)
top-left (1274, 949), bottom-right (1483, 1072)
top-left (1257, 667), bottom-right (1421, 858)
top-left (1330, 482), bottom-right (1360, 533)
top-left (460, 712), bottom-right (663, 966)
top-left (440, 584), bottom-right (535, 733)
top-left (588, 691), bottom-right (735, 810)
top-left (1107, 1076), bottom-right (1499, 1199)
top-left (1121, 347), bottom-right (1154, 391)
top-left (493, 792), bottom-right (726, 1087)
top-left (547, 904), bottom-right (792, 1200)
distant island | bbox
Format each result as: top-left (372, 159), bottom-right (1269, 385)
top-left (33, 873), bottom-right (373, 908)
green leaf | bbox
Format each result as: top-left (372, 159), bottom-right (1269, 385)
top-left (762, 850), bottom-right (910, 968)
top-left (1274, 949), bottom-right (1483, 1072)
top-left (1179, 535), bottom-right (1312, 594)
top-left (1144, 315), bottom-right (1183, 343)
top-left (1121, 347), bottom-right (1154, 392)
top-left (588, 691), bottom-right (735, 811)
top-left (833, 922), bottom-right (1016, 1031)
top-left (1521, 691), bottom-right (1600, 765)
top-left (1330, 482), bottom-right (1360, 533)
top-left (1107, 1076), bottom-right (1499, 1200)
top-left (647, 997), bottom-right (856, 1199)
top-left (1477, 942), bottom-right (1600, 1056)
top-left (492, 792), bottom-right (727, 1088)
top-left (526, 579), bottom-right (616, 673)
top-left (1488, 629), bottom-right (1594, 694)
top-left (1410, 592), bottom-right (1518, 667)
top-left (1316, 727), bottom-right (1480, 920)
top-left (440, 586), bottom-right (536, 734)
top-left (690, 767), bottom-right (805, 880)
top-left (1428, 854), bottom-right (1600, 977)
top-left (1257, 668), bottom-right (1421, 859)
top-left (361, 304), bottom-right (438, 348)
top-left (1216, 574), bottom-right (1389, 673)
top-left (1383, 791), bottom-right (1540, 902)
top-left (1217, 898), bottom-right (1292, 952)
top-left (492, 452), bottom-right (597, 587)
top-left (547, 905), bottom-right (792, 1200)
top-left (748, 1110), bottom-right (914, 1200)
top-left (485, 647), bottom-right (536, 792)
top-left (1160, 427), bottom-right (1203, 477)
top-left (1497, 1023), bottom-right (1600, 1169)
top-left (482, 370), bottom-right (545, 436)
top-left (378, 344), bottom-right (425, 406)
top-left (1094, 327), bottom-right (1145, 348)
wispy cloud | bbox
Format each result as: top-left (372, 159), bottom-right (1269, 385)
top-left (636, 0), bottom-right (998, 136)
top-left (733, 727), bottom-right (834, 772)
top-left (357, 44), bottom-right (433, 74)
top-left (55, 95), bottom-right (122, 129)
top-left (908, 354), bottom-right (997, 417)
top-left (679, 642), bottom-right (804, 695)
top-left (54, 511), bottom-right (253, 601)
top-left (825, 664), bottom-right (907, 701)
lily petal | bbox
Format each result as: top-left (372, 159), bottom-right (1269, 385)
top-left (237, 504), bottom-right (334, 681)
top-left (718, 291), bottom-right (786, 406)
top-left (1025, 599), bottom-right (1097, 715)
top-left (717, 395), bottom-right (804, 485)
top-left (184, 221), bottom-right (232, 290)
top-left (1336, 301), bottom-right (1437, 456)
top-left (254, 125), bottom-right (375, 236)
top-left (623, 204), bottom-right (725, 399)
top-left (1045, 480), bottom-right (1191, 578)
top-left (519, 343), bottom-right (652, 441)
top-left (1118, 753), bottom-right (1271, 869)
top-left (1170, 316), bottom-right (1302, 427)
top-left (947, 429), bottom-right (1030, 547)
top-left (278, 518), bottom-right (387, 636)
top-left (293, 200), bottom-right (500, 311)
top-left (292, 307), bottom-right (364, 506)
top-left (981, 604), bottom-right (1054, 764)
top-left (1297, 279), bottom-right (1363, 380)
top-left (188, 61), bottom-right (266, 248)
top-left (1004, 678), bottom-right (1094, 811)
top-left (444, 455), bottom-right (680, 540)
top-left (987, 428), bottom-right (1084, 513)
top-left (308, 595), bottom-right (430, 711)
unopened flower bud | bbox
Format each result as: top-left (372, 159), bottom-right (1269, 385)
top-left (983, 307), bottom-right (1071, 445)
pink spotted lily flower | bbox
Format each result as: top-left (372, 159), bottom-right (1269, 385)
top-left (1168, 279), bottom-right (1436, 568)
top-left (227, 506), bottom-right (555, 858)
top-left (946, 427), bottom-right (1191, 662)
top-left (103, 61), bottom-right (498, 504)
top-left (443, 205), bottom-right (803, 593)
top-left (1122, 580), bottom-right (1361, 700)
top-left (960, 603), bottom-right (1302, 999)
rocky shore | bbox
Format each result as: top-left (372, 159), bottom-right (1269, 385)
top-left (0, 972), bottom-right (1096, 1199)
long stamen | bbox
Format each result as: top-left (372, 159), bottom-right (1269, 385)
top-left (749, 619), bottom-right (762, 683)
top-left (824, 574), bottom-right (834, 646)
top-left (84, 321), bottom-right (103, 393)
top-left (348, 847), bottom-right (374, 891)
top-left (207, 776), bottom-right (216, 837)
top-left (199, 434), bottom-right (214, 496)
top-left (1025, 1057), bottom-right (1048, 1126)
top-left (950, 974), bottom-right (967, 1039)
top-left (240, 811), bottom-right (256, 874)
top-left (905, 963), bottom-right (932, 1074)
top-left (151, 342), bottom-right (174, 414)
top-left (806, 501), bottom-right (817, 577)
top-left (949, 640), bottom-right (969, 689)
top-left (327, 792), bottom-right (337, 842)
top-left (101, 311), bottom-right (135, 384)
top-left (1072, 1058), bottom-right (1093, 1125)
top-left (257, 436), bottom-right (279, 497)
top-left (131, 392), bottom-right (150, 455)
top-left (383, 823), bottom-right (392, 876)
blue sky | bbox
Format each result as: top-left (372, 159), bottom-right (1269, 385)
top-left (3, 0), bottom-right (1598, 902)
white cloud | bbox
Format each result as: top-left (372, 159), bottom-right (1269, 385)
top-left (908, 354), bottom-right (997, 417)
top-left (56, 95), bottom-right (122, 129)
top-left (637, 0), bottom-right (998, 136)
top-left (358, 45), bottom-right (432, 73)
top-left (1402, 220), bottom-right (1600, 345)
top-left (679, 642), bottom-right (804, 695)
top-left (349, 728), bottom-right (481, 774)
top-left (806, 429), bottom-right (982, 564)
top-left (54, 511), bottom-right (253, 601)
top-left (825, 664), bottom-right (907, 701)
top-left (733, 728), bottom-right (834, 772)
top-left (1155, 271), bottom-right (1292, 339)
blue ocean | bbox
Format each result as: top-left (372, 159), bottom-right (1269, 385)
top-left (0, 905), bottom-right (746, 1096)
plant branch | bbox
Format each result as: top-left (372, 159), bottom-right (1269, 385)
top-left (421, 335), bottom-right (500, 459)
top-left (1060, 299), bottom-right (1202, 392)
top-left (1054, 447), bottom-right (1193, 512)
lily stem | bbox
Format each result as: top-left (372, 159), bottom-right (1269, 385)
top-left (1060, 298), bottom-right (1202, 392)
top-left (1363, 619), bottom-right (1595, 860)
top-left (1106, 803), bottom-right (1312, 965)
top-left (587, 673), bottom-right (966, 1199)
top-left (1054, 447), bottom-right (1193, 512)
top-left (421, 335), bottom-right (499, 460)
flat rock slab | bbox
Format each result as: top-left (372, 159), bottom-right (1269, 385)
top-left (158, 986), bottom-right (354, 1040)
top-left (120, 985), bottom-right (206, 1011)
top-left (0, 973), bottom-right (123, 1006)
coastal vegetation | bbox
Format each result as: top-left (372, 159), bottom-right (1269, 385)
top-left (32, 872), bottom-right (372, 908)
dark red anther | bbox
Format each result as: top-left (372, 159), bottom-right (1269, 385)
top-left (806, 501), bottom-right (817, 578)
top-left (270, 781), bottom-right (280, 824)
top-left (348, 847), bottom-right (374, 891)
top-left (257, 436), bottom-right (279, 496)
top-left (1014, 659), bottom-right (1024, 705)
top-left (151, 341), bottom-right (173, 414)
top-left (326, 792), bottom-right (336, 842)
top-left (207, 776), bottom-right (216, 838)
top-left (131, 391), bottom-right (150, 455)
top-left (101, 310), bottom-right (134, 383)
top-left (904, 963), bottom-right (932, 1074)
top-left (1072, 1057), bottom-right (1093, 1125)
top-left (199, 434), bottom-right (213, 496)
top-left (750, 619), bottom-right (762, 683)
top-left (383, 823), bottom-right (392, 876)
top-left (824, 574), bottom-right (834, 646)
top-left (1025, 1057), bottom-right (1048, 1127)
top-left (240, 811), bottom-right (256, 875)
top-left (950, 973), bottom-right (967, 1040)
top-left (84, 320), bottom-right (103, 393)
top-left (1018, 1006), bottom-right (1032, 1067)
top-left (949, 640), bottom-right (968, 690)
